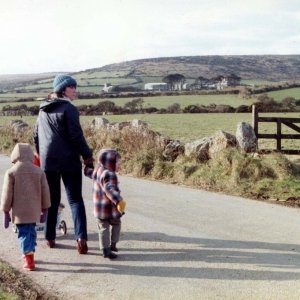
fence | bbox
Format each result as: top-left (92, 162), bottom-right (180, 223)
top-left (252, 105), bottom-right (300, 154)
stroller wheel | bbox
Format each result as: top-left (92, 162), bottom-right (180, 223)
top-left (59, 220), bottom-right (67, 235)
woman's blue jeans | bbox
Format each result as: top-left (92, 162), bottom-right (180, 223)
top-left (16, 223), bottom-right (36, 254)
top-left (45, 170), bottom-right (87, 241)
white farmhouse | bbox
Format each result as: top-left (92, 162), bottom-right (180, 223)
top-left (102, 83), bottom-right (114, 93)
top-left (216, 78), bottom-right (228, 90)
top-left (144, 83), bottom-right (168, 91)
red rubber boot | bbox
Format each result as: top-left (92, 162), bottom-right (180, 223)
top-left (23, 253), bottom-right (35, 271)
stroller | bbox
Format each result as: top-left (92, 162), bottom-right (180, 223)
top-left (12, 203), bottom-right (67, 235)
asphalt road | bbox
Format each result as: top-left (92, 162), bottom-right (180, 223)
top-left (1, 153), bottom-right (300, 299)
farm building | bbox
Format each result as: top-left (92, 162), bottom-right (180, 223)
top-left (189, 74), bottom-right (241, 91)
top-left (102, 82), bottom-right (139, 93)
top-left (144, 83), bottom-right (168, 91)
top-left (102, 83), bottom-right (113, 93)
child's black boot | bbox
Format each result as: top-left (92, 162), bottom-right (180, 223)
top-left (103, 248), bottom-right (117, 259)
top-left (111, 242), bottom-right (118, 252)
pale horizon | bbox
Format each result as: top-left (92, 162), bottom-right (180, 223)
top-left (1, 0), bottom-right (299, 75)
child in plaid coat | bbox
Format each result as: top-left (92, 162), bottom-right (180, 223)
top-left (85, 149), bottom-right (125, 259)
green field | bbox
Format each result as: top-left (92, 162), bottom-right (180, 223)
top-left (77, 77), bottom-right (138, 86)
top-left (15, 83), bottom-right (52, 90)
top-left (72, 94), bottom-right (253, 109)
top-left (241, 79), bottom-right (281, 86)
top-left (0, 92), bottom-right (46, 99)
top-left (0, 94), bottom-right (255, 110)
top-left (264, 87), bottom-right (300, 101)
top-left (73, 70), bottom-right (131, 78)
top-left (82, 113), bottom-right (252, 142)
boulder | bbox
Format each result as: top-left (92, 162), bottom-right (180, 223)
top-left (209, 130), bottom-right (237, 156)
top-left (236, 122), bottom-right (257, 153)
top-left (92, 117), bottom-right (109, 129)
top-left (112, 121), bottom-right (131, 130)
top-left (185, 137), bottom-right (212, 162)
top-left (131, 119), bottom-right (148, 128)
top-left (163, 139), bottom-right (185, 161)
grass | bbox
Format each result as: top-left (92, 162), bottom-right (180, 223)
top-left (0, 92), bottom-right (47, 100)
top-left (0, 94), bottom-right (255, 110)
top-left (15, 83), bottom-right (52, 90)
top-left (139, 76), bottom-right (163, 83)
top-left (82, 113), bottom-right (251, 142)
top-left (0, 259), bottom-right (56, 299)
top-left (0, 288), bottom-right (18, 300)
top-left (263, 87), bottom-right (300, 101)
top-left (76, 77), bottom-right (138, 86)
top-left (241, 79), bottom-right (278, 86)
top-left (130, 94), bottom-right (253, 109)
top-left (73, 70), bottom-right (130, 78)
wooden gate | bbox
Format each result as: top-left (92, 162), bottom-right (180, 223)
top-left (252, 105), bottom-right (300, 154)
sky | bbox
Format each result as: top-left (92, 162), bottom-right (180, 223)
top-left (0, 0), bottom-right (299, 74)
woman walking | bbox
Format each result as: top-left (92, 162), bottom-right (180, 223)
top-left (34, 74), bottom-right (93, 254)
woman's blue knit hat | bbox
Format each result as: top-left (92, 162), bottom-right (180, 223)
top-left (53, 74), bottom-right (77, 92)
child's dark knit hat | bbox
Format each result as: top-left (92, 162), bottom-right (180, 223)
top-left (53, 74), bottom-right (77, 93)
top-left (98, 149), bottom-right (120, 172)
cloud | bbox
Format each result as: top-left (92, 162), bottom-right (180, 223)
top-left (0, 0), bottom-right (299, 73)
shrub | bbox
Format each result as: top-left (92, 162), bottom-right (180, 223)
top-left (214, 105), bottom-right (235, 113)
top-left (0, 126), bottom-right (33, 153)
top-left (124, 98), bottom-right (144, 113)
top-left (183, 105), bottom-right (208, 113)
top-left (157, 108), bottom-right (167, 114)
top-left (166, 103), bottom-right (181, 113)
top-left (281, 97), bottom-right (296, 108)
top-left (235, 105), bottom-right (251, 113)
top-left (143, 107), bottom-right (158, 113)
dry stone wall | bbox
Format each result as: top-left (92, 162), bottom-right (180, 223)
top-left (91, 117), bottom-right (258, 161)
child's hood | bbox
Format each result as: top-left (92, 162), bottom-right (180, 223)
top-left (11, 143), bottom-right (34, 163)
top-left (98, 149), bottom-right (120, 172)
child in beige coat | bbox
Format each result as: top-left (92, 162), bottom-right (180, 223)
top-left (0, 143), bottom-right (51, 271)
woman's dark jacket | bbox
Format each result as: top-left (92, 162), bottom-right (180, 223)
top-left (33, 98), bottom-right (92, 171)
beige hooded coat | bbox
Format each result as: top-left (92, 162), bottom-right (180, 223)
top-left (0, 143), bottom-right (51, 224)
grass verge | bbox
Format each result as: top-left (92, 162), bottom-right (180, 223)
top-left (0, 259), bottom-right (57, 300)
top-left (1, 125), bottom-right (300, 206)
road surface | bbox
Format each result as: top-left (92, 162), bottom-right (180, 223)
top-left (1, 154), bottom-right (300, 299)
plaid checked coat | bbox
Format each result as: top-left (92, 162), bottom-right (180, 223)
top-left (90, 149), bottom-right (123, 220)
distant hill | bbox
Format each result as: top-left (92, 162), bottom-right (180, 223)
top-left (1, 55), bottom-right (300, 92)
top-left (0, 72), bottom-right (60, 90)
top-left (87, 55), bottom-right (300, 81)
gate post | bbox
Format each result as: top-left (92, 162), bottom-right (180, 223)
top-left (276, 119), bottom-right (281, 151)
top-left (252, 105), bottom-right (258, 136)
